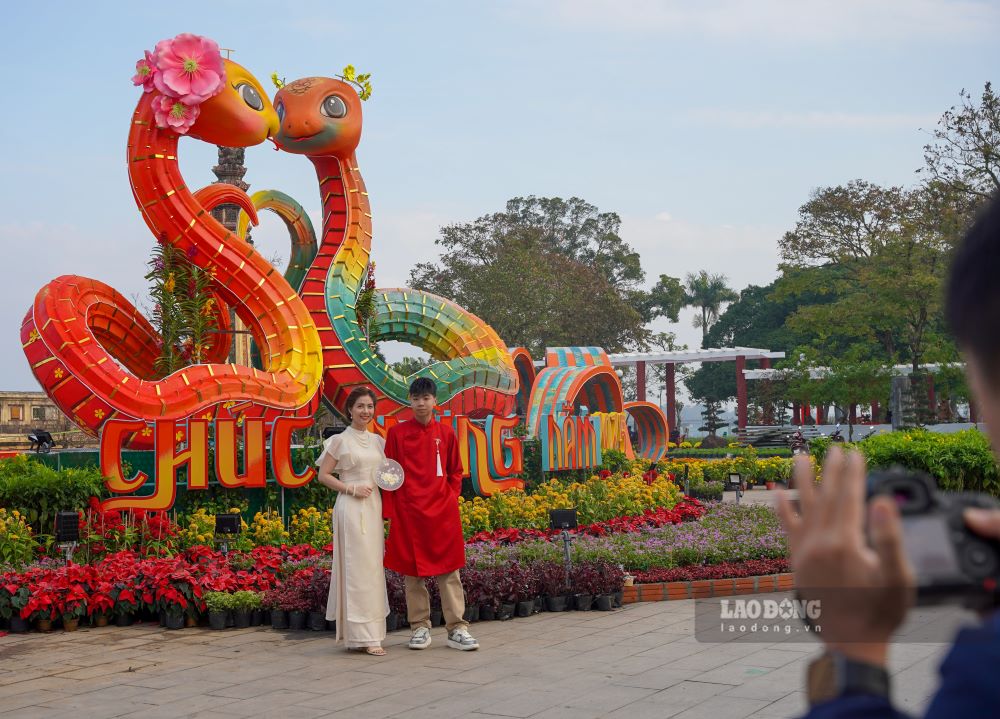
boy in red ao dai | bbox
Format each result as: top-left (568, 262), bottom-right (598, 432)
top-left (382, 377), bottom-right (478, 651)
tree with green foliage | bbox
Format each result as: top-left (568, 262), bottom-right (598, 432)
top-left (145, 242), bottom-right (219, 375)
top-left (920, 82), bottom-right (999, 207)
top-left (409, 197), bottom-right (680, 355)
top-left (683, 270), bottom-right (738, 343)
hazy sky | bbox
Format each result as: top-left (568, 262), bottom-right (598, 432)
top-left (2, 0), bottom-right (996, 393)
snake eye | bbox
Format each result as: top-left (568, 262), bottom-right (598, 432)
top-left (320, 95), bottom-right (347, 119)
top-left (236, 83), bottom-right (264, 111)
top-left (275, 102), bottom-right (285, 122)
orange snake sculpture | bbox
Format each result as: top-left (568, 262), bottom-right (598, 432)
top-left (20, 34), bottom-right (323, 451)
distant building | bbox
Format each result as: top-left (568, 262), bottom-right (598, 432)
top-left (0, 391), bottom-right (92, 450)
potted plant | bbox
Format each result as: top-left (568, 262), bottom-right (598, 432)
top-left (111, 584), bottom-right (139, 627)
top-left (262, 587), bottom-right (288, 630)
top-left (538, 562), bottom-right (569, 612)
top-left (570, 563), bottom-right (599, 611)
top-left (7, 585), bottom-right (29, 633)
top-left (240, 591), bottom-right (264, 626)
top-left (386, 570), bottom-right (406, 631)
top-left (461, 567), bottom-right (481, 623)
top-left (88, 583), bottom-right (114, 627)
top-left (204, 591), bottom-right (232, 630)
top-left (61, 588), bottom-right (88, 631)
top-left (232, 590), bottom-right (260, 629)
top-left (303, 568), bottom-right (330, 631)
top-left (511, 564), bottom-right (534, 618)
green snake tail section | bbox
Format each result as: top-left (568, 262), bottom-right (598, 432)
top-left (236, 190), bottom-right (318, 292)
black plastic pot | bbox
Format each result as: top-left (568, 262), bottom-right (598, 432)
top-left (307, 611), bottom-right (327, 631)
top-left (225, 611), bottom-right (235, 628)
top-left (462, 605), bottom-right (480, 623)
top-left (498, 602), bottom-right (515, 621)
top-left (430, 610), bottom-right (445, 627)
top-left (9, 616), bottom-right (29, 633)
top-left (545, 595), bottom-right (568, 612)
top-left (233, 610), bottom-right (251, 629)
top-left (208, 611), bottom-right (228, 630)
top-left (158, 610), bottom-right (166, 627)
top-left (114, 613), bottom-right (133, 627)
top-left (515, 601), bottom-right (533, 618)
top-left (165, 610), bottom-right (185, 630)
top-left (288, 610), bottom-right (307, 630)
top-left (534, 596), bottom-right (545, 614)
top-left (594, 594), bottom-right (614, 611)
top-left (250, 609), bottom-right (263, 627)
top-left (386, 613), bottom-right (399, 631)
top-left (327, 620), bottom-right (337, 631)
top-left (270, 610), bottom-right (288, 630)
top-left (574, 594), bottom-right (594, 611)
top-left (480, 606), bottom-right (496, 621)
top-left (613, 591), bottom-right (624, 608)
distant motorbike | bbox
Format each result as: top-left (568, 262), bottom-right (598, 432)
top-left (829, 423), bottom-right (845, 443)
top-left (790, 427), bottom-right (809, 456)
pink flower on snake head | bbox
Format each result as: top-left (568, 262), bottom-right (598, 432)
top-left (153, 94), bottom-right (200, 134)
top-left (152, 33), bottom-right (226, 104)
top-left (132, 50), bottom-right (157, 93)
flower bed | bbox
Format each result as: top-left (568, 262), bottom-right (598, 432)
top-left (466, 499), bottom-right (704, 544)
top-left (460, 471), bottom-right (685, 538)
top-left (0, 503), bottom-right (792, 632)
top-left (632, 558), bottom-right (790, 583)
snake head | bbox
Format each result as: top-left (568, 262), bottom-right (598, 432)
top-left (188, 60), bottom-right (280, 147)
top-left (271, 77), bottom-right (363, 157)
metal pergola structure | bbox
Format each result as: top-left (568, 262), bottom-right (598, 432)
top-left (605, 347), bottom-right (786, 431)
top-left (742, 362), bottom-right (973, 425)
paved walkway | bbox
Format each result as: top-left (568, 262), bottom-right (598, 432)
top-left (0, 597), bottom-right (964, 719)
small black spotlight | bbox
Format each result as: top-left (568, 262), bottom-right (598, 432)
top-left (27, 429), bottom-right (54, 453)
top-left (55, 511), bottom-right (80, 543)
top-left (548, 508), bottom-right (579, 531)
top-left (215, 513), bottom-right (242, 536)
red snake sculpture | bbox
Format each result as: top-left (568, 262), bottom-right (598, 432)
top-left (269, 75), bottom-right (520, 421)
top-left (21, 39), bottom-right (323, 450)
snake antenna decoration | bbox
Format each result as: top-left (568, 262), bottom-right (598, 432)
top-left (270, 77), bottom-right (519, 420)
top-left (21, 40), bottom-right (323, 454)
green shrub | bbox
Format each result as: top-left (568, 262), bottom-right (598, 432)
top-left (204, 591), bottom-right (235, 613)
top-left (232, 590), bottom-right (262, 611)
top-left (600, 449), bottom-right (632, 475)
top-left (0, 456), bottom-right (107, 531)
top-left (859, 429), bottom-right (999, 495)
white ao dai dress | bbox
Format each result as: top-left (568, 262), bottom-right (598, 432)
top-left (316, 427), bottom-right (389, 647)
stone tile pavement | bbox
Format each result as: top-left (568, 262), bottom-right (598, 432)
top-left (0, 598), bottom-right (967, 719)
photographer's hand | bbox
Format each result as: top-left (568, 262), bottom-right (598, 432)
top-left (964, 507), bottom-right (1000, 540)
top-left (777, 447), bottom-right (915, 668)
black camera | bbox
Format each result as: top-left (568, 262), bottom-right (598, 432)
top-left (867, 466), bottom-right (1000, 607)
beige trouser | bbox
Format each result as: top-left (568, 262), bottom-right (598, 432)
top-left (405, 570), bottom-right (468, 632)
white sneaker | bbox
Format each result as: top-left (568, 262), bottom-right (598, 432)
top-left (408, 627), bottom-right (432, 650)
top-left (447, 627), bottom-right (479, 651)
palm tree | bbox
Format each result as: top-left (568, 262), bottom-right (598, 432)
top-left (684, 270), bottom-right (739, 344)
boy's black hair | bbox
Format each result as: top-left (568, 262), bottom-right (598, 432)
top-left (946, 193), bottom-right (1000, 385)
top-left (409, 377), bottom-right (437, 398)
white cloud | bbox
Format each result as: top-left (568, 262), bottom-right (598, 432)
top-left (543, 0), bottom-right (997, 42)
top-left (655, 211), bottom-right (673, 222)
top-left (682, 109), bottom-right (939, 130)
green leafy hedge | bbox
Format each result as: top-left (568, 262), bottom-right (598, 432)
top-left (858, 429), bottom-right (999, 495)
top-left (0, 456), bottom-right (108, 531)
